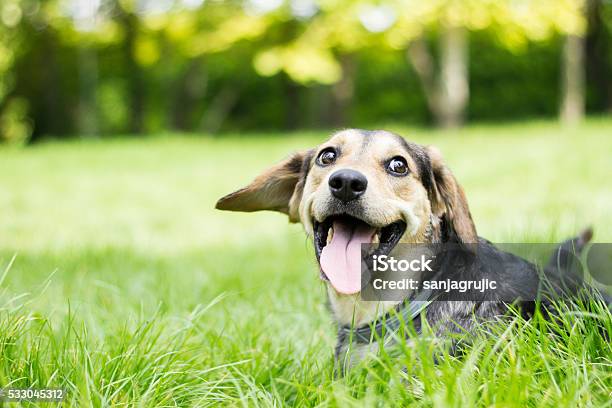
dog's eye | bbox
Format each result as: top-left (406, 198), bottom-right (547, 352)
top-left (387, 157), bottom-right (409, 176)
top-left (317, 148), bottom-right (337, 166)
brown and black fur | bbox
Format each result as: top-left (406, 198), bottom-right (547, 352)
top-left (216, 129), bottom-right (609, 367)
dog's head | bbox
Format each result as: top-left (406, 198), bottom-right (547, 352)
top-left (216, 129), bottom-right (476, 296)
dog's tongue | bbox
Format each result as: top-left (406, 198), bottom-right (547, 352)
top-left (320, 220), bottom-right (376, 294)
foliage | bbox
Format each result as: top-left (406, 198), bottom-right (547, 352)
top-left (252, 0), bottom-right (588, 83)
top-left (0, 0), bottom-right (32, 144)
top-left (0, 0), bottom-right (610, 139)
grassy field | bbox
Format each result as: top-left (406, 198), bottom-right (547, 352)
top-left (0, 119), bottom-right (611, 406)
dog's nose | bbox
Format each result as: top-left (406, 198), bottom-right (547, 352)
top-left (328, 169), bottom-right (368, 202)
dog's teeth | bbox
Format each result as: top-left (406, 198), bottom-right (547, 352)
top-left (327, 227), bottom-right (334, 245)
top-left (372, 232), bottom-right (380, 245)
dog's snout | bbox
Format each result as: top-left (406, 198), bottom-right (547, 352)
top-left (328, 169), bottom-right (368, 202)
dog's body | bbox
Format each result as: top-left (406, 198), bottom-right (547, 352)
top-left (334, 233), bottom-right (595, 367)
top-left (216, 129), bottom-right (604, 367)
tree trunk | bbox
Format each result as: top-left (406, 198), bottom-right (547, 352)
top-left (585, 0), bottom-right (612, 113)
top-left (310, 85), bottom-right (333, 128)
top-left (117, 6), bottom-right (145, 134)
top-left (13, 28), bottom-right (62, 140)
top-left (39, 31), bottom-right (62, 138)
top-left (171, 60), bottom-right (207, 131)
top-left (560, 34), bottom-right (586, 125)
top-left (407, 26), bottom-right (469, 129)
top-left (330, 55), bottom-right (355, 127)
top-left (77, 45), bottom-right (99, 138)
top-left (200, 87), bottom-right (239, 134)
top-left (282, 73), bottom-right (301, 130)
top-left (438, 26), bottom-right (469, 128)
top-left (407, 37), bottom-right (440, 120)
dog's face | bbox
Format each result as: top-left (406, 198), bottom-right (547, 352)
top-left (217, 130), bottom-right (476, 318)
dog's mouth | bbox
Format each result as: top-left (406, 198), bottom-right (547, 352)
top-left (313, 215), bottom-right (407, 294)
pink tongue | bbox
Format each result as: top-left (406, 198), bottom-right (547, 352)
top-left (320, 221), bottom-right (376, 294)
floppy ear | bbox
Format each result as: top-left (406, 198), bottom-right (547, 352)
top-left (425, 146), bottom-right (477, 243)
top-left (215, 150), bottom-right (313, 223)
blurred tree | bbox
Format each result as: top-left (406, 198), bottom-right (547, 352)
top-left (71, 0), bottom-right (102, 137)
top-left (558, 1), bottom-right (588, 125)
top-left (251, 0), bottom-right (366, 127)
top-left (0, 0), bottom-right (32, 144)
top-left (161, 0), bottom-right (271, 132)
top-left (389, 1), bottom-right (473, 129)
top-left (252, 0), bottom-right (590, 129)
top-left (586, 0), bottom-right (612, 113)
top-left (105, 0), bottom-right (146, 134)
top-left (391, 0), bottom-right (588, 128)
top-left (0, 0), bottom-right (608, 141)
top-left (561, 32), bottom-right (586, 125)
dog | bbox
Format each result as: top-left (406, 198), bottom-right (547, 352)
top-left (216, 129), bottom-right (604, 368)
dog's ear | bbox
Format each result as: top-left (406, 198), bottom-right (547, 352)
top-left (425, 146), bottom-right (477, 243)
top-left (215, 150), bottom-right (313, 223)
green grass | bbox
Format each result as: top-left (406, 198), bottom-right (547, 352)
top-left (0, 119), bottom-right (611, 406)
